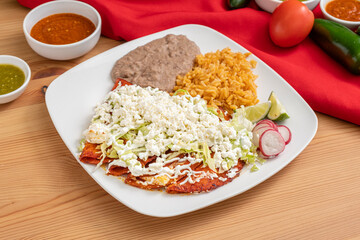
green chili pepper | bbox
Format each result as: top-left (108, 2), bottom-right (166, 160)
top-left (310, 18), bottom-right (360, 75)
top-left (227, 0), bottom-right (251, 9)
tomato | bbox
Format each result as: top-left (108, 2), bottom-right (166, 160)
top-left (269, 0), bottom-right (314, 47)
top-left (112, 78), bottom-right (132, 90)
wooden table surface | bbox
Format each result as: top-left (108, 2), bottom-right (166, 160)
top-left (1, 1), bottom-right (360, 239)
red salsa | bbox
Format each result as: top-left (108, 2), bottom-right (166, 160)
top-left (326, 0), bottom-right (360, 22)
top-left (30, 13), bottom-right (96, 45)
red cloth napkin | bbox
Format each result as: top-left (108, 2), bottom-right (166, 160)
top-left (18, 0), bottom-right (360, 125)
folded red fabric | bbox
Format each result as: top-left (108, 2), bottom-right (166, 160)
top-left (18, 0), bottom-right (360, 125)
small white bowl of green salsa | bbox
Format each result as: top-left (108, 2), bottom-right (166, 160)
top-left (255, 0), bottom-right (320, 13)
top-left (0, 55), bottom-right (31, 104)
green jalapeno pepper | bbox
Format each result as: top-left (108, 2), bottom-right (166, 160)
top-left (310, 18), bottom-right (360, 75)
top-left (227, 0), bottom-right (251, 9)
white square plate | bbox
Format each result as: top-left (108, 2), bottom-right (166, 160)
top-left (46, 24), bottom-right (318, 217)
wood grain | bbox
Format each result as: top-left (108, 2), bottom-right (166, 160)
top-left (0, 0), bottom-right (359, 239)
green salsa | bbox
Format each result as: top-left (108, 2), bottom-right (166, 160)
top-left (0, 64), bottom-right (25, 95)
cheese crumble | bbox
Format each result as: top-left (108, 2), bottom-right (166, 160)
top-left (83, 85), bottom-right (256, 178)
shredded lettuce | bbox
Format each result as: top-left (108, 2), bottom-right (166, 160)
top-left (207, 106), bottom-right (218, 116)
top-left (91, 142), bottom-right (109, 172)
top-left (250, 165), bottom-right (259, 172)
top-left (139, 125), bottom-right (149, 136)
top-left (91, 116), bottom-right (101, 123)
top-left (173, 89), bottom-right (190, 96)
top-left (231, 106), bottom-right (253, 132)
top-left (78, 139), bottom-right (86, 151)
top-left (166, 151), bottom-right (182, 160)
top-left (228, 108), bottom-right (265, 172)
top-left (123, 130), bottom-right (137, 141)
top-left (226, 158), bottom-right (235, 169)
top-left (107, 149), bottom-right (118, 158)
top-left (202, 142), bottom-right (216, 172)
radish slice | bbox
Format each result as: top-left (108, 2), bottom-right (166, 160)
top-left (277, 125), bottom-right (292, 145)
top-left (255, 119), bottom-right (278, 129)
top-left (253, 121), bottom-right (277, 133)
top-left (259, 129), bottom-right (285, 157)
top-left (252, 125), bottom-right (274, 146)
top-left (257, 149), bottom-right (275, 159)
top-left (253, 124), bottom-right (273, 134)
top-left (253, 123), bottom-right (269, 132)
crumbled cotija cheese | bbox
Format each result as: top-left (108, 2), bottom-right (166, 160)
top-left (84, 85), bottom-right (253, 177)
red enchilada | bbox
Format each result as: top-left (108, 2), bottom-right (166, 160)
top-left (79, 79), bottom-right (260, 193)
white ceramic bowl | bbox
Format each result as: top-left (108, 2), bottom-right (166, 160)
top-left (320, 0), bottom-right (360, 29)
top-left (23, 0), bottom-right (102, 60)
top-left (0, 55), bottom-right (31, 104)
top-left (255, 0), bottom-right (321, 13)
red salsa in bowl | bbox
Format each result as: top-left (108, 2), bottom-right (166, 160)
top-left (325, 0), bottom-right (360, 22)
top-left (30, 13), bottom-right (96, 45)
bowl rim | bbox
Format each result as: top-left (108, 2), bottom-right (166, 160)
top-left (258, 0), bottom-right (321, 4)
top-left (254, 0), bottom-right (321, 13)
top-left (23, 0), bottom-right (102, 49)
top-left (320, 0), bottom-right (360, 25)
top-left (0, 55), bottom-right (31, 98)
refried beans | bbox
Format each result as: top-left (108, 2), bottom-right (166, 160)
top-left (111, 34), bottom-right (200, 92)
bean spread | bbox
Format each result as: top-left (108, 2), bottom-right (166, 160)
top-left (111, 34), bottom-right (200, 92)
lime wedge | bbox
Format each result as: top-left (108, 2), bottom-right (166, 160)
top-left (245, 101), bottom-right (271, 123)
top-left (267, 91), bottom-right (290, 121)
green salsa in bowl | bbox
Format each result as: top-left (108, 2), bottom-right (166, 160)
top-left (255, 0), bottom-right (320, 13)
top-left (0, 55), bottom-right (31, 104)
top-left (0, 64), bottom-right (25, 95)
